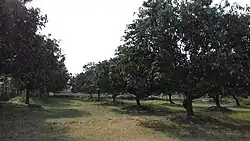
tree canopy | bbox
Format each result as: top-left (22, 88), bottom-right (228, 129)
top-left (75, 0), bottom-right (250, 116)
top-left (0, 0), bottom-right (70, 104)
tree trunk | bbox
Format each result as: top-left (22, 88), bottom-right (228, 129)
top-left (169, 94), bottom-right (175, 104)
top-left (89, 93), bottom-right (93, 99)
top-left (17, 89), bottom-right (21, 95)
top-left (3, 81), bottom-right (7, 100)
top-left (214, 95), bottom-right (221, 108)
top-left (183, 96), bottom-right (194, 116)
top-left (232, 95), bottom-right (240, 106)
top-left (0, 84), bottom-right (4, 100)
top-left (39, 89), bottom-right (44, 98)
top-left (136, 96), bottom-right (141, 106)
top-left (25, 89), bottom-right (30, 105)
top-left (39, 92), bottom-right (42, 98)
top-left (97, 92), bottom-right (101, 101)
top-left (112, 95), bottom-right (116, 102)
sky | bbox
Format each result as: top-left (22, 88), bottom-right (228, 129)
top-left (29, 0), bottom-right (249, 74)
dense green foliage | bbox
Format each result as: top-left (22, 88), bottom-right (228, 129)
top-left (0, 0), bottom-right (70, 103)
top-left (75, 0), bottom-right (250, 116)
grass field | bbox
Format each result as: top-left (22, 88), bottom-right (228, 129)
top-left (0, 96), bottom-right (250, 141)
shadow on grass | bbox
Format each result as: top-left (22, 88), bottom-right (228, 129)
top-left (43, 108), bottom-right (91, 119)
top-left (139, 112), bottom-right (250, 141)
top-left (97, 101), bottom-right (127, 107)
top-left (162, 102), bottom-right (215, 110)
top-left (114, 105), bottom-right (184, 116)
top-left (34, 97), bottom-right (83, 108)
top-left (94, 100), bottom-right (183, 117)
top-left (95, 99), bottom-right (250, 140)
top-left (204, 106), bottom-right (234, 113)
top-left (139, 119), bottom-right (209, 139)
top-left (0, 102), bottom-right (88, 141)
top-left (161, 102), bottom-right (183, 108)
top-left (162, 102), bottom-right (238, 113)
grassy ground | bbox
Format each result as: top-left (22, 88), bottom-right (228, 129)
top-left (0, 96), bottom-right (250, 141)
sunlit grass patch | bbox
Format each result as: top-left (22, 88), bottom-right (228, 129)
top-left (228, 112), bottom-right (250, 121)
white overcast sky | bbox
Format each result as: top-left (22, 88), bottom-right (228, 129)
top-left (29, 0), bottom-right (249, 74)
